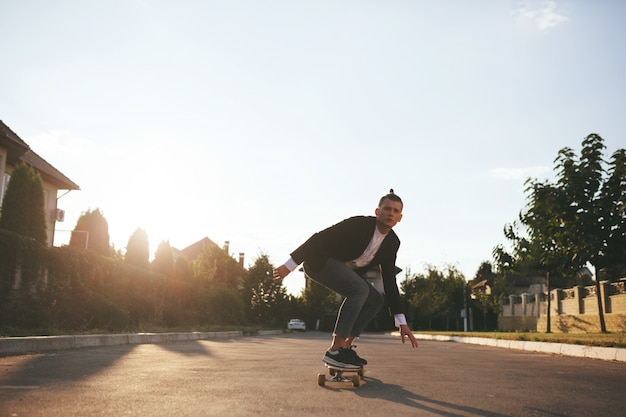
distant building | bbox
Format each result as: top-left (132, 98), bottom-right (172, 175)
top-left (175, 237), bottom-right (246, 269)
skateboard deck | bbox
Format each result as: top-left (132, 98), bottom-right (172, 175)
top-left (317, 364), bottom-right (364, 387)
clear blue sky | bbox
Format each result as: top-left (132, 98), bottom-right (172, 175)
top-left (1, 1), bottom-right (624, 294)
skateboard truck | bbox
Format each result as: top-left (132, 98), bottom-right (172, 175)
top-left (317, 365), bottom-right (363, 387)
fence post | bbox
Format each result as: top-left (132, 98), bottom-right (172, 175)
top-left (509, 295), bottom-right (516, 316)
top-left (553, 289), bottom-right (562, 315)
top-left (534, 293), bottom-right (541, 317)
top-left (575, 285), bottom-right (584, 314)
top-left (521, 293), bottom-right (529, 316)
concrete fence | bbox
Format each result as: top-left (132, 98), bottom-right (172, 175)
top-left (498, 279), bottom-right (626, 333)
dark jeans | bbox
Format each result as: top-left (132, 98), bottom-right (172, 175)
top-left (304, 258), bottom-right (384, 338)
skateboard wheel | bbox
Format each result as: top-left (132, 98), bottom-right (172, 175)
top-left (328, 368), bottom-right (336, 376)
top-left (351, 375), bottom-right (360, 387)
top-left (358, 367), bottom-right (364, 377)
top-left (317, 373), bottom-right (326, 386)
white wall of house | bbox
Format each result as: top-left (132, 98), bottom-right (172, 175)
top-left (0, 149), bottom-right (7, 207)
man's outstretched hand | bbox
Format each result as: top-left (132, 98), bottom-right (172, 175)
top-left (272, 265), bottom-right (290, 281)
top-left (399, 324), bottom-right (419, 348)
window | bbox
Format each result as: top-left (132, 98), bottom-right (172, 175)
top-left (1, 172), bottom-right (9, 208)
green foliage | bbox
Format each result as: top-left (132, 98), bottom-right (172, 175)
top-left (301, 275), bottom-right (342, 330)
top-left (400, 265), bottom-right (466, 331)
top-left (0, 162), bottom-right (47, 243)
top-left (243, 253), bottom-right (287, 325)
top-left (192, 242), bottom-right (245, 287)
top-left (0, 220), bottom-right (312, 333)
top-left (468, 262), bottom-right (511, 330)
top-left (599, 149), bottom-right (626, 279)
top-left (69, 208), bottom-right (111, 256)
top-left (495, 134), bottom-right (626, 281)
top-left (125, 228), bottom-right (149, 268)
top-left (152, 240), bottom-right (174, 278)
top-left (0, 232), bottom-right (280, 334)
top-left (198, 284), bottom-right (245, 325)
top-left (174, 255), bottom-right (193, 282)
top-left (0, 229), bottom-right (49, 328)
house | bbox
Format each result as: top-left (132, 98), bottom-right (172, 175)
top-left (0, 120), bottom-right (79, 246)
top-left (176, 237), bottom-right (245, 269)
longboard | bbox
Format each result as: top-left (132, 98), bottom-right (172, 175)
top-left (317, 364), bottom-right (364, 387)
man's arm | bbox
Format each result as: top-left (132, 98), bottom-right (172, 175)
top-left (379, 237), bottom-right (418, 348)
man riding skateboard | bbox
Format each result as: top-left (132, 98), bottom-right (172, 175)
top-left (273, 189), bottom-right (418, 369)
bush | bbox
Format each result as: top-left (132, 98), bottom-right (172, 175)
top-left (0, 232), bottom-right (248, 335)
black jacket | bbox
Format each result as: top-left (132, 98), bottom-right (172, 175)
top-left (290, 216), bottom-right (404, 315)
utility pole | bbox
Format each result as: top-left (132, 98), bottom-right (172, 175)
top-left (463, 283), bottom-right (468, 332)
top-left (593, 265), bottom-right (607, 333)
top-left (546, 272), bottom-right (551, 333)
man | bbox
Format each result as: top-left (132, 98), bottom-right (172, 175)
top-left (273, 189), bottom-right (418, 369)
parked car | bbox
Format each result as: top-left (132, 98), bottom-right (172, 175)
top-left (287, 319), bottom-right (306, 332)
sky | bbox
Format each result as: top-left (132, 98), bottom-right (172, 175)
top-left (1, 1), bottom-right (625, 295)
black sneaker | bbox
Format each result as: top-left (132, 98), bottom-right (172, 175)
top-left (347, 346), bottom-right (367, 366)
top-left (323, 348), bottom-right (362, 369)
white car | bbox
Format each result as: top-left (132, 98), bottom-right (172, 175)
top-left (287, 319), bottom-right (306, 332)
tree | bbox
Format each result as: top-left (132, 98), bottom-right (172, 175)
top-left (468, 262), bottom-right (510, 331)
top-left (0, 162), bottom-right (47, 243)
top-left (243, 253), bottom-right (288, 325)
top-left (598, 149), bottom-right (626, 279)
top-left (69, 208), bottom-right (111, 256)
top-left (495, 134), bottom-right (626, 280)
top-left (301, 275), bottom-right (341, 331)
top-left (401, 265), bottom-right (466, 331)
top-left (174, 255), bottom-right (193, 282)
top-left (125, 228), bottom-right (150, 268)
top-left (152, 240), bottom-right (174, 278)
top-left (192, 242), bottom-right (245, 288)
top-left (494, 134), bottom-right (626, 333)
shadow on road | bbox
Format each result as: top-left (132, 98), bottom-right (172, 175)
top-left (0, 338), bottom-right (224, 392)
top-left (0, 344), bottom-right (135, 390)
top-left (354, 376), bottom-right (509, 417)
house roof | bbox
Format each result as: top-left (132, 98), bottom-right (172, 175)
top-left (0, 120), bottom-right (30, 163)
top-left (20, 149), bottom-right (80, 190)
top-left (179, 237), bottom-right (220, 260)
top-left (0, 120), bottom-right (79, 190)
top-left (178, 236), bottom-right (247, 266)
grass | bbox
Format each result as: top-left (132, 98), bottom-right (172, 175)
top-left (417, 331), bottom-right (626, 349)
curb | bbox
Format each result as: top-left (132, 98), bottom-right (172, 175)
top-left (408, 333), bottom-right (626, 362)
top-left (0, 330), bottom-right (284, 356)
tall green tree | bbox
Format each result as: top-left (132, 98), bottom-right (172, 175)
top-left (598, 149), bottom-right (626, 279)
top-left (125, 228), bottom-right (150, 268)
top-left (243, 253), bottom-right (287, 325)
top-left (152, 240), bottom-right (174, 277)
top-left (495, 134), bottom-right (626, 280)
top-left (494, 134), bottom-right (626, 333)
top-left (69, 208), bottom-right (111, 256)
top-left (0, 162), bottom-right (47, 243)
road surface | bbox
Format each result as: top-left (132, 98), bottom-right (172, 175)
top-left (1, 332), bottom-right (624, 416)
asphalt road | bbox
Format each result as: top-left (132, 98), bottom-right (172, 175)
top-left (1, 332), bottom-right (625, 417)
